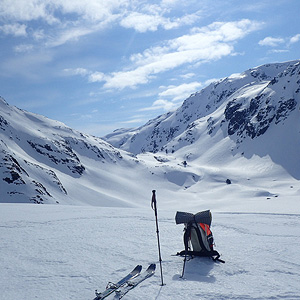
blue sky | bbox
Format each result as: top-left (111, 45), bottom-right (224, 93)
top-left (0, 0), bottom-right (299, 136)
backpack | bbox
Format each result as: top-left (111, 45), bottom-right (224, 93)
top-left (175, 210), bottom-right (224, 275)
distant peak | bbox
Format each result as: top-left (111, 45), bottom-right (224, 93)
top-left (0, 96), bottom-right (9, 106)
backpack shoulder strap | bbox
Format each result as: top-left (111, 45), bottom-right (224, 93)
top-left (183, 222), bottom-right (192, 253)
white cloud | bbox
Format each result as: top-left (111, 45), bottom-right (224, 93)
top-left (161, 0), bottom-right (180, 6)
top-left (290, 33), bottom-right (300, 44)
top-left (64, 68), bottom-right (90, 76)
top-left (140, 81), bottom-right (205, 113)
top-left (45, 26), bottom-right (96, 47)
top-left (0, 23), bottom-right (27, 36)
top-left (120, 10), bottom-right (201, 32)
top-left (259, 33), bottom-right (300, 49)
top-left (180, 73), bottom-right (196, 79)
top-left (258, 36), bottom-right (285, 47)
top-left (88, 72), bottom-right (107, 83)
top-left (62, 19), bottom-right (261, 91)
top-left (32, 29), bottom-right (46, 40)
top-left (0, 0), bottom-right (123, 24)
top-left (120, 12), bottom-right (168, 32)
top-left (14, 44), bottom-right (34, 53)
top-left (56, 0), bottom-right (125, 22)
top-left (268, 49), bottom-right (289, 54)
top-left (140, 99), bottom-right (177, 112)
top-left (159, 81), bottom-right (202, 101)
top-left (0, 0), bottom-right (57, 24)
top-left (0, 0), bottom-right (124, 48)
top-left (96, 19), bottom-right (261, 89)
top-left (0, 0), bottom-right (203, 50)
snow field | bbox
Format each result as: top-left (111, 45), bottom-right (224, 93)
top-left (1, 204), bottom-right (300, 299)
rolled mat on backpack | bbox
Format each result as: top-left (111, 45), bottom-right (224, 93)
top-left (175, 210), bottom-right (212, 226)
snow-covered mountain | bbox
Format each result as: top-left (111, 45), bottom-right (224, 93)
top-left (1, 60), bottom-right (300, 210)
top-left (104, 60), bottom-right (300, 155)
top-left (105, 60), bottom-right (300, 197)
top-left (0, 97), bottom-right (162, 205)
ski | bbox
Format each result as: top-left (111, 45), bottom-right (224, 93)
top-left (115, 264), bottom-right (156, 299)
top-left (94, 265), bottom-right (142, 300)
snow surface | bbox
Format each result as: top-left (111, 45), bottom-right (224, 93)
top-left (1, 204), bottom-right (300, 300)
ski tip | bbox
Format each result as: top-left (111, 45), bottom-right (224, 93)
top-left (147, 263), bottom-right (156, 271)
top-left (134, 265), bottom-right (142, 272)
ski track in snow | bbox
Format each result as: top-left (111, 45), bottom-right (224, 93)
top-left (1, 204), bottom-right (300, 300)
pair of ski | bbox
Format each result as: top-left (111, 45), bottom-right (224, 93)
top-left (94, 264), bottom-right (156, 300)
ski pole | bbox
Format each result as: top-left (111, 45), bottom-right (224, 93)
top-left (151, 190), bottom-right (165, 286)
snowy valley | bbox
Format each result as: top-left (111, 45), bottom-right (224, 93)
top-left (1, 60), bottom-right (300, 211)
top-left (1, 60), bottom-right (300, 299)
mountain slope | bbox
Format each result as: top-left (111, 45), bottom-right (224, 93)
top-left (104, 60), bottom-right (300, 156)
top-left (0, 97), bottom-right (160, 205)
top-left (162, 60), bottom-right (300, 180)
top-left (104, 60), bottom-right (300, 182)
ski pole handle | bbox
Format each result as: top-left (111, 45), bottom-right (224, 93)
top-left (151, 190), bottom-right (157, 215)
